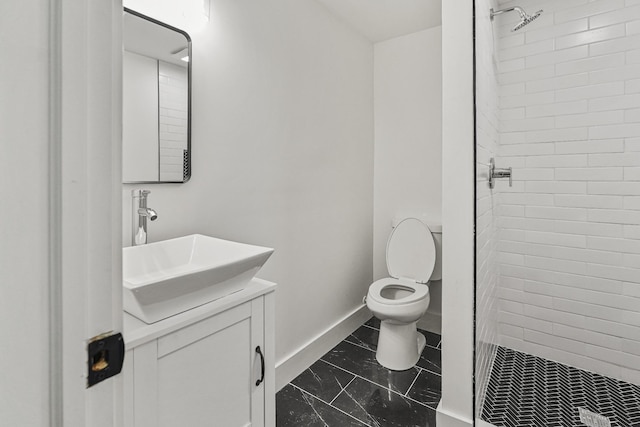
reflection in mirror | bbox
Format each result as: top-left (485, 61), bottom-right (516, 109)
top-left (123, 8), bottom-right (191, 183)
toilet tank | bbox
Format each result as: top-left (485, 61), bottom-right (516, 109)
top-left (392, 216), bottom-right (442, 281)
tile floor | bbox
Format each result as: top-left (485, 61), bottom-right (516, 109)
top-left (276, 318), bottom-right (441, 427)
top-left (482, 346), bottom-right (640, 427)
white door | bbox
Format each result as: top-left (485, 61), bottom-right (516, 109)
top-left (1, 0), bottom-right (123, 426)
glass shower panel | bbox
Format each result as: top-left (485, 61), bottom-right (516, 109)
top-left (474, 1), bottom-right (640, 425)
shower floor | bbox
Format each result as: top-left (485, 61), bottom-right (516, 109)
top-left (481, 346), bottom-right (640, 427)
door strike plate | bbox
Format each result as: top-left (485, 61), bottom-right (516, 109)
top-left (87, 332), bottom-right (125, 388)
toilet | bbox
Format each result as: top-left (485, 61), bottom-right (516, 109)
top-left (366, 217), bottom-right (441, 371)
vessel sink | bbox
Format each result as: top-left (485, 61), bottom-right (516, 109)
top-left (123, 234), bottom-right (274, 324)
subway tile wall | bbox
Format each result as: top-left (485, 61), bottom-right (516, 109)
top-left (158, 61), bottom-right (188, 181)
top-left (475, 0), bottom-right (501, 416)
top-left (493, 0), bottom-right (640, 384)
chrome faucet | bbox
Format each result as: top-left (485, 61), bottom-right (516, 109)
top-left (132, 190), bottom-right (158, 246)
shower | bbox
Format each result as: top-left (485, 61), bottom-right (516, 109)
top-left (490, 6), bottom-right (543, 31)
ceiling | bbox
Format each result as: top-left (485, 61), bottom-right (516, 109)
top-left (314, 0), bottom-right (442, 43)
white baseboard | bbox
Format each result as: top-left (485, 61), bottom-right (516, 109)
top-left (436, 401), bottom-right (473, 427)
top-left (275, 304), bottom-right (371, 391)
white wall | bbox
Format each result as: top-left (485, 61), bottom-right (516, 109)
top-left (0, 1), bottom-right (50, 425)
top-left (123, 51), bottom-right (159, 181)
top-left (474, 0), bottom-right (500, 417)
top-left (373, 27), bottom-right (443, 318)
top-left (493, 0), bottom-right (640, 385)
top-left (123, 0), bottom-right (374, 378)
top-left (437, 0), bottom-right (475, 426)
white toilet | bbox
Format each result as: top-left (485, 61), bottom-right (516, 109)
top-left (366, 217), bottom-right (441, 371)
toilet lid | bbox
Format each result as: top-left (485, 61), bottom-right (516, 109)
top-left (386, 218), bottom-right (436, 283)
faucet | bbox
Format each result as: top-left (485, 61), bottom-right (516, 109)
top-left (132, 190), bottom-right (158, 246)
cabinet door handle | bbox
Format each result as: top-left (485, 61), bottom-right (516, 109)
top-left (255, 346), bottom-right (265, 386)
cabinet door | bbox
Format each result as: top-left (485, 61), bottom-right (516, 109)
top-left (133, 299), bottom-right (265, 427)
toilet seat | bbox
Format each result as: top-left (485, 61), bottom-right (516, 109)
top-left (368, 277), bottom-right (429, 306)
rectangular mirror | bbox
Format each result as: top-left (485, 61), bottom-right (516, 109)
top-left (123, 8), bottom-right (191, 183)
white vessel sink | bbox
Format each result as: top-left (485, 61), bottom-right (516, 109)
top-left (123, 234), bottom-right (274, 324)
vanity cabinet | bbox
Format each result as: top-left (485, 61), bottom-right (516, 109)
top-left (123, 279), bottom-right (276, 427)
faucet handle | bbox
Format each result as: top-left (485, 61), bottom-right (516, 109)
top-left (132, 189), bottom-right (151, 198)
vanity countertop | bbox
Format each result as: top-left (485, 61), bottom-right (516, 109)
top-left (123, 277), bottom-right (276, 349)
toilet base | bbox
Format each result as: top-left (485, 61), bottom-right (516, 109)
top-left (375, 321), bottom-right (426, 371)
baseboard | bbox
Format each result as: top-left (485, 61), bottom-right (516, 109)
top-left (436, 401), bottom-right (473, 427)
top-left (275, 304), bottom-right (371, 391)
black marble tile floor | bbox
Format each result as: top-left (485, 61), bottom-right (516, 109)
top-left (481, 346), bottom-right (640, 427)
top-left (277, 317), bottom-right (441, 427)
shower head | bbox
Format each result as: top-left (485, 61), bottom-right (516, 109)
top-left (490, 6), bottom-right (543, 32)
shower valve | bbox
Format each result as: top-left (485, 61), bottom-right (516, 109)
top-left (489, 158), bottom-right (512, 189)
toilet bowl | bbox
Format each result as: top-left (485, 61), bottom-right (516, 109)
top-left (366, 217), bottom-right (439, 371)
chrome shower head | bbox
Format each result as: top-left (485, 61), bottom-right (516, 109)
top-left (490, 6), bottom-right (543, 32)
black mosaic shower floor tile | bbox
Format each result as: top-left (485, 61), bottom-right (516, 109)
top-left (481, 346), bottom-right (640, 427)
top-left (277, 317), bottom-right (441, 426)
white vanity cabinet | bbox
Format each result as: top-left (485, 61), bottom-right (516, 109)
top-left (123, 279), bottom-right (276, 427)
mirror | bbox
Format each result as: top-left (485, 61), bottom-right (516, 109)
top-left (123, 8), bottom-right (191, 183)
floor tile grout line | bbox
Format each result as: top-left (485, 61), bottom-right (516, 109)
top-left (318, 358), bottom-right (439, 412)
top-left (329, 376), bottom-right (357, 406)
top-left (404, 368), bottom-right (422, 398)
top-left (289, 383), bottom-right (372, 427)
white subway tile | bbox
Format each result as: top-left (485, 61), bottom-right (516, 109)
top-left (625, 49), bottom-right (640, 64)
top-left (555, 0), bottom-right (625, 23)
top-left (499, 58), bottom-right (525, 73)
top-left (626, 137), bottom-right (640, 151)
top-left (526, 230), bottom-right (587, 248)
top-left (625, 108), bottom-right (640, 122)
top-left (588, 208), bottom-right (640, 224)
top-left (627, 79), bottom-right (640, 94)
top-left (585, 344), bottom-right (640, 369)
top-left (498, 323), bottom-right (524, 339)
top-left (589, 94), bottom-right (640, 112)
top-left (509, 167), bottom-right (555, 181)
top-left (556, 111), bottom-right (624, 128)
top-left (498, 311), bottom-right (553, 334)
top-left (499, 65), bottom-right (556, 85)
top-left (589, 151), bottom-right (640, 166)
top-left (500, 82), bottom-right (526, 96)
top-left (500, 132), bottom-right (527, 145)
top-left (556, 52), bottom-right (625, 76)
top-left (501, 90), bottom-right (555, 108)
top-left (555, 167), bottom-right (623, 181)
top-left (501, 192), bottom-right (555, 206)
top-left (527, 127), bottom-right (590, 143)
top-left (501, 107), bottom-right (526, 120)
top-left (627, 20), bottom-right (640, 35)
top-left (526, 206), bottom-right (588, 221)
top-left (525, 255), bottom-right (587, 275)
top-left (526, 73), bottom-right (589, 94)
top-left (590, 33), bottom-right (640, 57)
top-left (555, 194), bottom-right (624, 209)
top-left (587, 264), bottom-right (640, 284)
top-left (590, 63), bottom-right (640, 84)
top-left (625, 225), bottom-right (640, 238)
top-left (590, 4), bottom-right (640, 28)
top-left (524, 304), bottom-right (586, 329)
top-left (553, 220), bottom-right (623, 238)
top-left (500, 117), bottom-right (555, 132)
top-left (500, 142), bottom-right (555, 156)
top-left (526, 181), bottom-right (587, 194)
top-left (584, 316), bottom-right (640, 340)
top-left (500, 40), bottom-right (553, 61)
top-left (525, 18), bottom-right (589, 43)
top-left (621, 338), bottom-right (640, 356)
top-left (556, 82), bottom-right (624, 102)
top-left (589, 181), bottom-right (640, 195)
top-left (524, 329), bottom-right (586, 355)
top-left (555, 139), bottom-right (624, 154)
top-left (623, 281), bottom-right (640, 298)
top-left (556, 25), bottom-right (626, 50)
top-left (526, 154), bottom-right (588, 168)
top-left (526, 100), bottom-right (588, 118)
top-left (626, 197), bottom-right (640, 210)
top-left (554, 324), bottom-right (622, 350)
top-left (588, 236), bottom-right (640, 253)
top-left (623, 253), bottom-right (640, 268)
top-left (553, 297), bottom-right (622, 322)
top-left (526, 46), bottom-right (588, 68)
